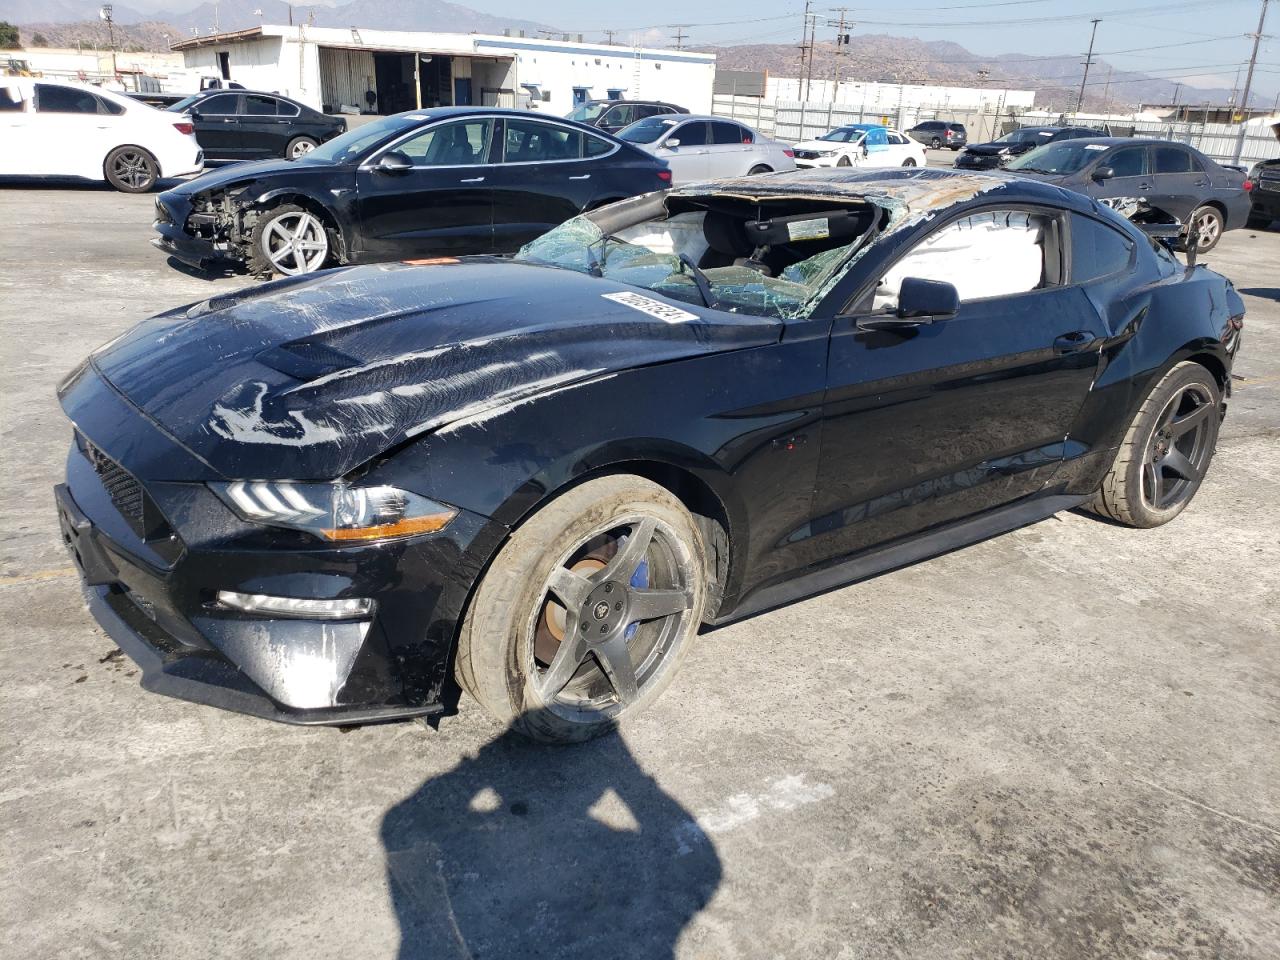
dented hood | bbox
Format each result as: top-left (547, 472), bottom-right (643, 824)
top-left (86, 260), bottom-right (779, 480)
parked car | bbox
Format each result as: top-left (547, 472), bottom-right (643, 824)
top-left (152, 107), bottom-right (671, 276)
top-left (1005, 137), bottom-right (1250, 252)
top-left (566, 99), bottom-right (688, 135)
top-left (1245, 158), bottom-right (1280, 227)
top-left (955, 126), bottom-right (1103, 170)
top-left (58, 168), bottom-right (1244, 741)
top-left (792, 123), bottom-right (926, 169)
top-left (165, 89), bottom-right (347, 161)
top-left (616, 114), bottom-right (794, 184)
top-left (906, 120), bottom-right (967, 150)
top-left (0, 77), bottom-right (202, 192)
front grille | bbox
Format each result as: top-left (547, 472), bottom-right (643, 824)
top-left (81, 436), bottom-right (147, 538)
top-left (794, 149), bottom-right (820, 160)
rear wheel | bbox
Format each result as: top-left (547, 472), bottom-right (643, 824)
top-left (1084, 361), bottom-right (1221, 528)
top-left (249, 203), bottom-right (331, 277)
top-left (747, 164), bottom-right (772, 175)
top-left (455, 475), bottom-right (707, 743)
top-left (1185, 205), bottom-right (1224, 252)
top-left (901, 158), bottom-right (917, 167)
top-left (929, 137), bottom-right (942, 149)
top-left (104, 146), bottom-right (158, 193)
top-left (286, 136), bottom-right (319, 159)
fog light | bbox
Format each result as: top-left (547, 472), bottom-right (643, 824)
top-left (216, 590), bottom-right (374, 620)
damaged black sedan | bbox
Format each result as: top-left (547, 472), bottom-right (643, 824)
top-left (152, 106), bottom-right (671, 277)
top-left (61, 169), bottom-right (1244, 742)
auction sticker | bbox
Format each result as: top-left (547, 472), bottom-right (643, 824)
top-left (787, 217), bottom-right (830, 241)
top-left (602, 291), bottom-right (699, 323)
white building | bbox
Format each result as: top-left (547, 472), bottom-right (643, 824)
top-left (171, 25), bottom-right (715, 118)
top-left (766, 76), bottom-right (1036, 114)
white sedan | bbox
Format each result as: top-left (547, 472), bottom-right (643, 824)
top-left (0, 78), bottom-right (203, 192)
top-left (617, 115), bottom-right (796, 185)
top-left (792, 124), bottom-right (926, 170)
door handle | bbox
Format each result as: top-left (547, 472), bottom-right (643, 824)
top-left (568, 174), bottom-right (591, 180)
top-left (1137, 181), bottom-right (1152, 190)
top-left (220, 118), bottom-right (237, 123)
top-left (1194, 179), bottom-right (1209, 187)
top-left (1053, 330), bottom-right (1097, 354)
top-left (459, 177), bottom-right (485, 183)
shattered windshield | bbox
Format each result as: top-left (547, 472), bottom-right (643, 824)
top-left (1006, 141), bottom-right (1097, 174)
top-left (514, 201), bottom-right (882, 320)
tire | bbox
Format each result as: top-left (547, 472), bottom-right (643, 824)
top-left (949, 145), bottom-right (962, 151)
top-left (902, 158), bottom-right (917, 167)
top-left (455, 474), bottom-right (709, 743)
top-left (929, 137), bottom-right (941, 149)
top-left (286, 136), bottom-right (319, 160)
top-left (1084, 361), bottom-right (1221, 528)
top-left (747, 164), bottom-right (772, 175)
top-left (104, 145), bottom-right (158, 193)
top-left (1185, 204), bottom-right (1224, 252)
top-left (837, 155), bottom-right (852, 168)
top-left (248, 203), bottom-right (331, 277)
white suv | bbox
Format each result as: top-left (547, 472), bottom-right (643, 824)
top-left (0, 78), bottom-right (203, 192)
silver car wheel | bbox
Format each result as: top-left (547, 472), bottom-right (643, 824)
top-left (262, 211), bottom-right (328, 275)
top-left (289, 138), bottom-right (317, 159)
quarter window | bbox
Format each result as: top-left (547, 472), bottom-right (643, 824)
top-left (395, 118), bottom-right (495, 165)
top-left (503, 118), bottom-right (582, 162)
top-left (1070, 213), bottom-right (1134, 282)
top-left (874, 209), bottom-right (1053, 309)
top-left (583, 133), bottom-right (614, 157)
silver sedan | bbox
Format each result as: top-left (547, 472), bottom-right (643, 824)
top-left (617, 114), bottom-right (796, 185)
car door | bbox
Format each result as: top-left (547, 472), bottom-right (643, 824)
top-left (188, 92), bottom-right (242, 160)
top-left (1088, 144), bottom-right (1152, 216)
top-left (861, 127), bottom-right (891, 167)
top-left (808, 205), bottom-right (1101, 563)
top-left (238, 93), bottom-right (291, 159)
top-left (706, 120), bottom-right (751, 178)
top-left (1149, 144), bottom-right (1206, 222)
top-left (30, 83), bottom-right (118, 178)
top-left (0, 81), bottom-right (34, 174)
top-left (885, 130), bottom-right (913, 165)
top-left (353, 116), bottom-right (497, 259)
top-left (489, 116), bottom-right (595, 251)
top-left (657, 120), bottom-right (710, 183)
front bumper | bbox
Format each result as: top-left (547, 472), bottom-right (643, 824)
top-left (955, 153), bottom-right (1004, 169)
top-left (151, 192), bottom-right (237, 269)
top-left (794, 155), bottom-right (841, 169)
top-left (56, 366), bottom-right (502, 725)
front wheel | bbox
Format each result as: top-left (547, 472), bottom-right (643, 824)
top-left (747, 164), bottom-right (772, 175)
top-left (249, 203), bottom-right (331, 277)
top-left (1084, 361), bottom-right (1221, 528)
top-left (455, 475), bottom-right (708, 743)
top-left (286, 136), bottom-right (319, 159)
top-left (837, 155), bottom-right (852, 167)
top-left (929, 137), bottom-right (941, 149)
top-left (901, 158), bottom-right (917, 167)
top-left (104, 146), bottom-right (158, 193)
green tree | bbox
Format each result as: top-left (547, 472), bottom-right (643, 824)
top-left (0, 21), bottom-right (22, 49)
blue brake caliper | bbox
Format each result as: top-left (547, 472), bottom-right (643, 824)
top-left (626, 546), bottom-right (649, 640)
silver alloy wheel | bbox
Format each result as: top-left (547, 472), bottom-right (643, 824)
top-left (261, 211), bottom-right (328, 275)
top-left (1192, 209), bottom-right (1221, 249)
top-left (531, 516), bottom-right (694, 720)
top-left (111, 150), bottom-right (153, 189)
top-left (290, 138), bottom-right (317, 159)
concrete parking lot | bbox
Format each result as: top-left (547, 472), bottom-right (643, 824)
top-left (1, 183), bottom-right (1277, 960)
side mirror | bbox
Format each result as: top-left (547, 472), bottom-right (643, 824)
top-left (664, 138), bottom-right (680, 149)
top-left (1091, 165), bottom-right (1115, 182)
top-left (187, 108), bottom-right (201, 120)
top-left (896, 277), bottom-right (959, 321)
top-left (376, 151), bottom-right (413, 174)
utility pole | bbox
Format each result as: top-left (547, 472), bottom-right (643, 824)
top-left (827, 7), bottom-right (853, 96)
top-left (603, 29), bottom-right (616, 45)
top-left (1101, 66), bottom-right (1113, 116)
top-left (798, 0), bottom-right (814, 102)
top-left (1232, 0), bottom-right (1270, 163)
top-left (1171, 81), bottom-right (1183, 110)
top-left (671, 25), bottom-right (687, 51)
top-left (1075, 18), bottom-right (1101, 115)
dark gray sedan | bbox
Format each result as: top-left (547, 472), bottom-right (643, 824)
top-left (1006, 137), bottom-right (1249, 252)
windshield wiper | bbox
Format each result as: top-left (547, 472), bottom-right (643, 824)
top-left (678, 253), bottom-right (716, 308)
top-left (586, 233), bottom-right (624, 277)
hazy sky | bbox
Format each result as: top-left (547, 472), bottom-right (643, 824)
top-left (477, 0), bottom-right (1279, 102)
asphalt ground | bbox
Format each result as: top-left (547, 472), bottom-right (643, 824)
top-left (1, 180), bottom-right (1277, 960)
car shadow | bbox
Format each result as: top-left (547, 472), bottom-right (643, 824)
top-left (380, 712), bottom-right (722, 960)
top-left (0, 176), bottom-right (193, 192)
top-left (163, 256), bottom-right (244, 282)
top-left (1237, 287), bottom-right (1279, 302)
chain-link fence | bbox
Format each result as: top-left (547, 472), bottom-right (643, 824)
top-left (712, 94), bottom-right (1280, 167)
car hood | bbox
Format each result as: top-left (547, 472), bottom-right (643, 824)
top-left (793, 139), bottom-right (848, 152)
top-left (81, 260), bottom-right (780, 480)
top-left (967, 141), bottom-right (1035, 156)
top-left (167, 157), bottom-right (333, 194)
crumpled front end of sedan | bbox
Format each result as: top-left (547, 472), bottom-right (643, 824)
top-left (54, 360), bottom-right (502, 725)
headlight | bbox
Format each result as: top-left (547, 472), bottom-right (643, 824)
top-left (817, 149), bottom-right (839, 157)
top-left (211, 481), bottom-right (458, 541)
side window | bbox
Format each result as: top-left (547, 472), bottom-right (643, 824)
top-left (1107, 147), bottom-right (1148, 178)
top-left (711, 121), bottom-right (744, 145)
top-left (0, 86), bottom-right (24, 111)
top-left (1070, 213), bottom-right (1134, 283)
top-left (1153, 146), bottom-right (1193, 174)
top-left (244, 94), bottom-right (277, 116)
top-left (583, 133), bottom-right (615, 157)
top-left (503, 118), bottom-right (582, 162)
top-left (198, 94), bottom-right (239, 116)
top-left (671, 121), bottom-right (708, 146)
top-left (606, 104), bottom-right (638, 126)
top-left (740, 125), bottom-right (755, 144)
top-left (395, 118), bottom-right (495, 166)
top-left (277, 99), bottom-right (301, 117)
top-left (35, 84), bottom-right (102, 114)
top-left (874, 209), bottom-right (1052, 310)
top-left (887, 132), bottom-right (906, 145)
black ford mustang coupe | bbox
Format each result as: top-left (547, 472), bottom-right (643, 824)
top-left (152, 107), bottom-right (672, 277)
top-left (60, 169), bottom-right (1244, 742)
